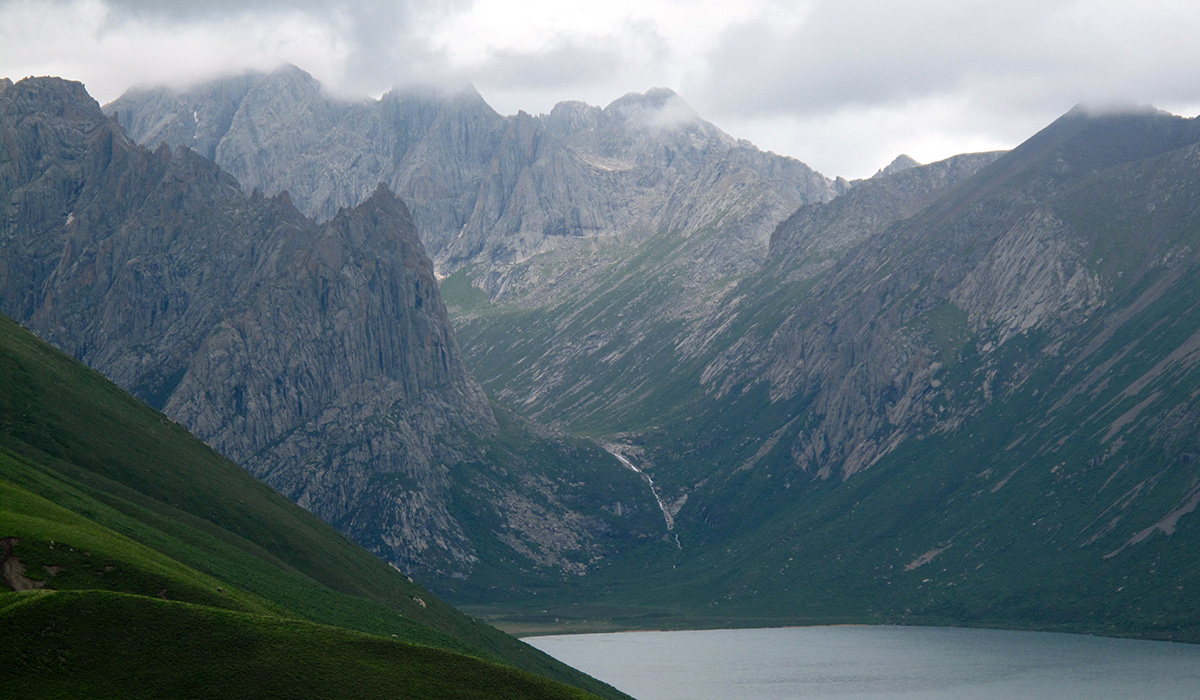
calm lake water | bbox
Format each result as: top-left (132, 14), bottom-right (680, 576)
top-left (526, 626), bottom-right (1200, 699)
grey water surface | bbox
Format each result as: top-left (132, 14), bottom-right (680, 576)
top-left (527, 626), bottom-right (1200, 699)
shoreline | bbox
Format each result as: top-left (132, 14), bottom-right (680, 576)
top-left (461, 612), bottom-right (1200, 645)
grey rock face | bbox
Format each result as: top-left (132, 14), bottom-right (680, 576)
top-left (107, 67), bottom-right (841, 291)
top-left (769, 151), bottom-right (1004, 280)
top-left (108, 71), bottom-right (262, 163)
top-left (1, 76), bottom-right (659, 588)
top-left (872, 153), bottom-right (920, 178)
top-left (106, 68), bottom-right (844, 444)
top-left (705, 107), bottom-right (1200, 483)
top-left (629, 106), bottom-right (1200, 639)
top-left (452, 104), bottom-right (1200, 638)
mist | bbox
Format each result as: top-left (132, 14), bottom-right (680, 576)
top-left (3, 0), bottom-right (1199, 178)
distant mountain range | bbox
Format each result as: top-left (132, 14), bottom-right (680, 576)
top-left (107, 64), bottom-right (841, 290)
top-left (7, 65), bottom-right (1200, 644)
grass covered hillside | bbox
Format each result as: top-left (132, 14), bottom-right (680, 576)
top-left (0, 314), bottom-right (626, 700)
top-left (453, 107), bottom-right (1200, 643)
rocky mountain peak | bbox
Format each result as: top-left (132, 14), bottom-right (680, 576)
top-left (269, 62), bottom-right (315, 81)
top-left (7, 76), bottom-right (483, 566)
top-left (365, 179), bottom-right (403, 206)
top-left (104, 66), bottom-right (835, 301)
top-left (4, 74), bottom-right (667, 591)
top-left (4, 76), bottom-right (103, 124)
top-left (872, 153), bottom-right (920, 178)
top-left (1009, 102), bottom-right (1198, 182)
top-left (249, 63), bottom-right (327, 105)
top-left (543, 99), bottom-right (604, 137)
top-left (1065, 100), bottom-right (1164, 119)
top-left (604, 87), bottom-right (700, 130)
top-left (382, 81), bottom-right (494, 116)
top-left (769, 150), bottom-right (1004, 266)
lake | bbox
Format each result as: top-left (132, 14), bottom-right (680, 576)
top-left (526, 626), bottom-right (1200, 699)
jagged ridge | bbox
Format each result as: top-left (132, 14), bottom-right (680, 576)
top-left (1, 76), bottom-right (663, 593)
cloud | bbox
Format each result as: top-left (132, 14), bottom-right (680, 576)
top-left (695, 0), bottom-right (1200, 117)
top-left (688, 0), bottom-right (1200, 177)
top-left (464, 30), bottom-right (674, 116)
top-left (427, 0), bottom-right (771, 116)
top-left (0, 0), bottom-right (472, 100)
top-left (471, 40), bottom-right (637, 93)
top-left (643, 92), bottom-right (701, 130)
top-left (3, 0), bottom-right (1199, 177)
top-left (712, 96), bottom-right (1017, 182)
top-left (1, 0), bottom-right (337, 98)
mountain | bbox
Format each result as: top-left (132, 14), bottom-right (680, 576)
top-left (729, 105), bottom-right (1199, 485)
top-left (448, 151), bottom-right (1002, 444)
top-left (107, 65), bottom-right (841, 289)
top-left (108, 67), bottom-right (851, 445)
top-left (486, 105), bottom-right (1200, 642)
top-left (0, 312), bottom-right (626, 698)
top-left (100, 66), bottom-right (1200, 641)
top-left (768, 151), bottom-right (1004, 278)
top-left (0, 76), bottom-right (663, 596)
top-left (872, 153), bottom-right (921, 178)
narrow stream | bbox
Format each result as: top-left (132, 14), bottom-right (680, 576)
top-left (605, 446), bottom-right (682, 549)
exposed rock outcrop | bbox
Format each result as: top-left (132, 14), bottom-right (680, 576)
top-left (107, 66), bottom-right (842, 290)
top-left (106, 67), bottom-right (848, 441)
top-left (532, 105), bottom-right (1200, 638)
top-left (750, 107), bottom-right (1200, 480)
top-left (45, 72), bottom-right (1200, 638)
top-left (0, 76), bottom-right (661, 591)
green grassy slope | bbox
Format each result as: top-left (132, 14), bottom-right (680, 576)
top-left (0, 590), bottom-right (593, 700)
top-left (450, 110), bottom-right (1200, 643)
top-left (446, 226), bottom-right (718, 435)
top-left (604, 111), bottom-right (1200, 642)
top-left (0, 314), bottom-right (627, 700)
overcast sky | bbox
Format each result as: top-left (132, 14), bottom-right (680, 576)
top-left (4, 0), bottom-right (1200, 178)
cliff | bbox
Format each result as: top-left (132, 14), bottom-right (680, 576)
top-left (1, 76), bottom-right (661, 593)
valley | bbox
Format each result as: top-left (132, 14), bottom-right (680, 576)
top-left (6, 0), bottom-right (1200, 693)
top-left (3, 61), bottom-right (1199, 682)
top-left (455, 105), bottom-right (1200, 642)
top-left (0, 75), bottom-right (668, 601)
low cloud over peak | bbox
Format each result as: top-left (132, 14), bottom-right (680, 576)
top-left (4, 0), bottom-right (1199, 178)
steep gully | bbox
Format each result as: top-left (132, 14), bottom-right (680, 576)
top-left (605, 446), bottom-right (683, 550)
